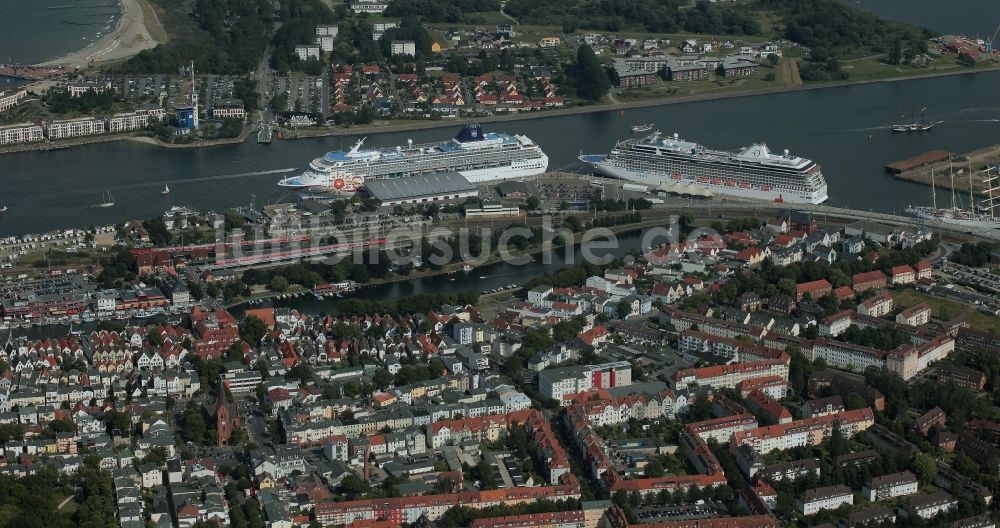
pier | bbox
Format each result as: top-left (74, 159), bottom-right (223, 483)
top-left (888, 144), bottom-right (1000, 193)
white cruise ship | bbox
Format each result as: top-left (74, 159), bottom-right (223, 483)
top-left (278, 124), bottom-right (548, 192)
top-left (580, 131), bottom-right (829, 204)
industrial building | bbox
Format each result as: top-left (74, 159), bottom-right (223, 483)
top-left (363, 172), bottom-right (478, 206)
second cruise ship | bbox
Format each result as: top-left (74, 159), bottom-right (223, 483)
top-left (580, 131), bottom-right (829, 204)
top-left (278, 124), bottom-right (549, 192)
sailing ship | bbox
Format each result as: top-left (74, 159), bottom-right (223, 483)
top-left (892, 107), bottom-right (933, 133)
top-left (905, 163), bottom-right (1000, 229)
top-left (96, 190), bottom-right (115, 208)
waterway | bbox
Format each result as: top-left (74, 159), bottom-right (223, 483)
top-left (1, 71), bottom-right (999, 236)
top-left (235, 228), bottom-right (661, 317)
top-left (0, 0), bottom-right (123, 65)
top-left (845, 0), bottom-right (1000, 39)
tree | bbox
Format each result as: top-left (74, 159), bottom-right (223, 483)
top-left (913, 453), bottom-right (937, 485)
top-left (767, 53), bottom-right (780, 66)
top-left (338, 474), bottom-right (371, 498)
top-left (269, 275), bottom-right (289, 292)
top-left (525, 195), bottom-right (541, 210)
top-left (240, 315), bottom-right (267, 345)
top-left (373, 368), bottom-right (394, 390)
top-left (645, 458), bottom-right (664, 478)
top-left (570, 45), bottom-right (610, 101)
top-left (889, 37), bottom-right (902, 65)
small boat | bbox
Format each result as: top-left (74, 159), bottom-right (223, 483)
top-left (0, 206), bottom-right (7, 213)
top-left (631, 123), bottom-right (654, 133)
top-left (161, 184), bottom-right (170, 196)
top-left (96, 190), bottom-right (115, 208)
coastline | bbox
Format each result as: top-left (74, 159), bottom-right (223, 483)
top-left (3, 61), bottom-right (997, 157)
top-left (316, 64), bottom-right (1000, 138)
top-left (37, 0), bottom-right (163, 69)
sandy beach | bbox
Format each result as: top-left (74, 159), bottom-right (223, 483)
top-left (38, 0), bottom-right (164, 69)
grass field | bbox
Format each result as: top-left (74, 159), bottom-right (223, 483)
top-left (893, 288), bottom-right (1000, 335)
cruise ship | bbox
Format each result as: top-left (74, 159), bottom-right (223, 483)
top-left (580, 131), bottom-right (829, 204)
top-left (277, 124), bottom-right (548, 192)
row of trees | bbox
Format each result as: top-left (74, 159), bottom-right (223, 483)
top-left (504, 0), bottom-right (760, 35)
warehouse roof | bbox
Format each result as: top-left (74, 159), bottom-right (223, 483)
top-left (364, 172), bottom-right (476, 202)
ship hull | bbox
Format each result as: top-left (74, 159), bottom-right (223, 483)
top-left (907, 209), bottom-right (1000, 229)
top-left (585, 160), bottom-right (828, 205)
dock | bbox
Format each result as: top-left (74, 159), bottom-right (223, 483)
top-left (884, 150), bottom-right (955, 174)
top-left (257, 123), bottom-right (272, 144)
top-left (889, 144), bottom-right (1000, 193)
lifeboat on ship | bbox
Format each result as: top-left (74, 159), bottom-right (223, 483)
top-left (739, 182), bottom-right (752, 189)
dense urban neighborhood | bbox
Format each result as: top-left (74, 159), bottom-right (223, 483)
top-left (2, 0), bottom-right (1000, 527)
top-left (1, 196), bottom-right (999, 528)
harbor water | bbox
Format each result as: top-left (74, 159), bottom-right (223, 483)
top-left (1, 71), bottom-right (999, 235)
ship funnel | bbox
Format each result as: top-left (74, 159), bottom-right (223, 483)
top-left (408, 138), bottom-right (413, 148)
top-left (673, 133), bottom-right (679, 140)
top-left (784, 149), bottom-right (789, 157)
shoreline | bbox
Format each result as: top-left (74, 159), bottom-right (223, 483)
top-left (3, 61), bottom-right (997, 156)
top-left (37, 0), bottom-right (163, 70)
top-left (315, 64), bottom-right (1000, 138)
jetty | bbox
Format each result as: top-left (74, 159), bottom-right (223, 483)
top-left (889, 144), bottom-right (1000, 193)
top-left (257, 123), bottom-right (272, 144)
top-left (884, 150), bottom-right (954, 174)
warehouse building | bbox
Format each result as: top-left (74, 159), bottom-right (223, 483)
top-left (363, 172), bottom-right (478, 206)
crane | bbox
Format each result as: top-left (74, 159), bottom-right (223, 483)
top-left (987, 23), bottom-right (1000, 59)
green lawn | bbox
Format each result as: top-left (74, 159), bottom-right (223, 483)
top-left (893, 288), bottom-right (1000, 335)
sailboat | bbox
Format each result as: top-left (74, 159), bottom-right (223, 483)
top-left (892, 107), bottom-right (933, 133)
top-left (0, 206), bottom-right (7, 213)
top-left (905, 164), bottom-right (1000, 229)
top-left (97, 190), bottom-right (115, 208)
top-left (161, 184), bottom-right (170, 196)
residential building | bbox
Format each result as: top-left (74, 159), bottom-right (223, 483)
top-left (731, 408), bottom-right (874, 454)
top-left (105, 112), bottom-right (149, 133)
top-left (911, 407), bottom-right (946, 436)
top-left (391, 41), bottom-right (416, 57)
top-left (670, 357), bottom-right (789, 392)
top-left (0, 122), bottom-right (44, 145)
top-left (936, 364), bottom-right (986, 390)
top-left (896, 303), bottom-right (931, 326)
top-left (902, 491), bottom-right (957, 519)
top-left (294, 45), bottom-right (321, 61)
top-left (857, 292), bottom-right (893, 317)
top-left (852, 271), bottom-right (887, 293)
top-left (538, 362), bottom-right (632, 403)
top-left (46, 117), bottom-right (105, 139)
top-left (797, 485), bottom-right (853, 515)
top-left (0, 89), bottom-right (27, 112)
top-left (796, 279), bottom-right (832, 301)
top-left (889, 265), bottom-right (916, 285)
top-left (863, 471), bottom-right (918, 501)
